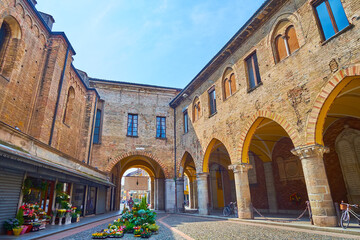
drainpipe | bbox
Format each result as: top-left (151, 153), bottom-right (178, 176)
top-left (87, 96), bottom-right (98, 164)
top-left (173, 106), bottom-right (177, 212)
top-left (49, 46), bottom-right (70, 146)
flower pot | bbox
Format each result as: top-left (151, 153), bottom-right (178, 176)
top-left (58, 217), bottom-right (63, 225)
top-left (20, 225), bottom-right (28, 235)
top-left (6, 230), bottom-right (13, 235)
top-left (25, 225), bottom-right (33, 233)
top-left (13, 227), bottom-right (23, 236)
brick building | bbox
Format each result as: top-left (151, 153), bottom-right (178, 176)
top-left (0, 0), bottom-right (359, 230)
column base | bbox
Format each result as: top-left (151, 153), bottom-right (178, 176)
top-left (238, 211), bottom-right (253, 219)
top-left (313, 216), bottom-right (337, 227)
top-left (199, 208), bottom-right (209, 215)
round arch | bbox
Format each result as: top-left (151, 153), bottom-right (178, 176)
top-left (203, 137), bottom-right (233, 173)
top-left (238, 111), bottom-right (300, 164)
top-left (178, 151), bottom-right (197, 178)
top-left (106, 151), bottom-right (170, 178)
top-left (305, 65), bottom-right (360, 145)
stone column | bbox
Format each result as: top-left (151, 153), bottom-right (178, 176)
top-left (229, 163), bottom-right (253, 219)
top-left (263, 162), bottom-right (278, 213)
top-left (291, 145), bottom-right (337, 227)
top-left (197, 172), bottom-right (209, 215)
top-left (155, 178), bottom-right (165, 210)
top-left (189, 179), bottom-right (195, 209)
top-left (150, 178), bottom-right (155, 209)
top-left (176, 178), bottom-right (185, 212)
top-left (165, 179), bottom-right (176, 213)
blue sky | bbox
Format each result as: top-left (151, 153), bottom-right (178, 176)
top-left (36, 0), bottom-right (264, 89)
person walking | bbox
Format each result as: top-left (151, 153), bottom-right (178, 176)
top-left (128, 197), bottom-right (134, 211)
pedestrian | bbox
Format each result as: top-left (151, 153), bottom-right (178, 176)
top-left (128, 197), bottom-right (134, 211)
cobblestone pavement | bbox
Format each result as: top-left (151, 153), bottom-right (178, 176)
top-left (58, 213), bottom-right (360, 240)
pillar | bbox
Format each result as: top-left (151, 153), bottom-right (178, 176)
top-left (150, 178), bottom-right (155, 209)
top-left (263, 162), bottom-right (278, 213)
top-left (189, 179), bottom-right (195, 209)
top-left (176, 178), bottom-right (185, 212)
top-left (229, 163), bottom-right (253, 219)
top-left (291, 145), bottom-right (337, 227)
top-left (197, 172), bottom-right (209, 215)
top-left (165, 179), bottom-right (176, 213)
top-left (155, 178), bottom-right (165, 210)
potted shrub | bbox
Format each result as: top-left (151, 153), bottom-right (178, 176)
top-left (3, 218), bottom-right (19, 235)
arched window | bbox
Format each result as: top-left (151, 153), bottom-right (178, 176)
top-left (273, 22), bottom-right (300, 63)
top-left (63, 87), bottom-right (75, 125)
top-left (0, 22), bottom-right (11, 58)
top-left (222, 68), bottom-right (236, 100)
top-left (192, 97), bottom-right (201, 122)
top-left (0, 16), bottom-right (21, 79)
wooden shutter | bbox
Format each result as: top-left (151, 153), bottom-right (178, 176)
top-left (230, 74), bottom-right (236, 94)
top-left (224, 79), bottom-right (230, 99)
top-left (275, 35), bottom-right (287, 62)
top-left (286, 26), bottom-right (299, 54)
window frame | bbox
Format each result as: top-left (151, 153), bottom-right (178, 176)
top-left (156, 116), bottom-right (166, 139)
top-left (208, 86), bottom-right (217, 116)
top-left (93, 109), bottom-right (102, 144)
top-left (192, 97), bottom-right (201, 122)
top-left (312, 0), bottom-right (350, 41)
top-left (245, 51), bottom-right (262, 92)
top-left (183, 110), bottom-right (189, 134)
top-left (127, 113), bottom-right (138, 137)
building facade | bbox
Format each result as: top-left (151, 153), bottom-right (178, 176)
top-left (0, 0), bottom-right (359, 230)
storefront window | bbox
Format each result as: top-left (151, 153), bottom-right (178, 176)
top-left (86, 186), bottom-right (97, 215)
top-left (72, 184), bottom-right (86, 215)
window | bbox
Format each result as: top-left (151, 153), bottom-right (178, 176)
top-left (127, 114), bottom-right (138, 137)
top-left (0, 16), bottom-right (21, 79)
top-left (314, 0), bottom-right (349, 40)
top-left (275, 25), bottom-right (300, 62)
top-left (183, 110), bottom-right (188, 133)
top-left (245, 52), bottom-right (261, 90)
top-left (208, 87), bottom-right (217, 115)
top-left (0, 21), bottom-right (10, 57)
top-left (192, 97), bottom-right (201, 122)
top-left (63, 87), bottom-right (75, 125)
top-left (156, 116), bottom-right (166, 138)
top-left (223, 67), bottom-right (237, 100)
top-left (93, 109), bottom-right (102, 144)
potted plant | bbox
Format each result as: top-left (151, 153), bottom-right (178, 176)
top-left (31, 222), bottom-right (41, 231)
top-left (148, 224), bottom-right (159, 235)
top-left (57, 209), bottom-right (66, 225)
top-left (140, 227), bottom-right (152, 238)
top-left (3, 218), bottom-right (19, 235)
top-left (92, 232), bottom-right (105, 239)
top-left (134, 226), bottom-right (142, 237)
top-left (12, 226), bottom-right (23, 236)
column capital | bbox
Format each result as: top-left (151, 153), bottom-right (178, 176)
top-left (228, 163), bottom-right (252, 173)
top-left (196, 172), bottom-right (209, 180)
top-left (291, 144), bottom-right (329, 159)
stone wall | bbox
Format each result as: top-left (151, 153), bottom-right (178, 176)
top-left (89, 80), bottom-right (180, 177)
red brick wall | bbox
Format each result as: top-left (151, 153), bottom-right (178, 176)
top-left (250, 153), bottom-right (269, 209)
top-left (323, 117), bottom-right (360, 204)
top-left (272, 138), bottom-right (308, 210)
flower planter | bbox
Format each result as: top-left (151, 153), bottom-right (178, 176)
top-left (6, 230), bottom-right (13, 235)
top-left (13, 227), bottom-right (23, 236)
top-left (20, 225), bottom-right (28, 235)
top-left (25, 225), bottom-right (33, 233)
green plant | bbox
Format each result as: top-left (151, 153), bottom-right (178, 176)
top-left (148, 224), bottom-right (160, 232)
top-left (3, 219), bottom-right (19, 231)
top-left (125, 222), bottom-right (135, 233)
top-left (16, 208), bottom-right (24, 226)
top-left (139, 195), bottom-right (148, 210)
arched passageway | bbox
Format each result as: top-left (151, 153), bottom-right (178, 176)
top-left (109, 155), bottom-right (166, 211)
top-left (318, 77), bottom-right (360, 205)
top-left (179, 152), bottom-right (198, 211)
top-left (246, 118), bottom-right (308, 214)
